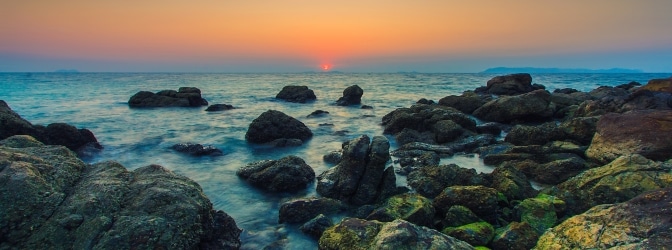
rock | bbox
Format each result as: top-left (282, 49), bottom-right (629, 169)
top-left (549, 154), bottom-right (672, 215)
top-left (442, 221), bottom-right (495, 246)
top-left (492, 221), bottom-right (539, 250)
top-left (392, 150), bottom-right (440, 175)
top-left (128, 87), bottom-right (208, 107)
top-left (490, 164), bottom-right (538, 201)
top-left (382, 104), bottom-right (477, 137)
top-left (278, 197), bottom-right (347, 224)
top-left (0, 139), bottom-right (241, 249)
top-left (269, 138), bottom-right (304, 147)
top-left (476, 122), bottom-right (504, 136)
top-left (323, 150), bottom-right (342, 165)
top-left (0, 134), bottom-right (43, 148)
top-left (438, 91), bottom-right (490, 114)
top-left (416, 98), bottom-right (435, 105)
top-left (336, 85), bottom-right (364, 106)
top-left (639, 77), bottom-right (672, 93)
top-left (245, 110), bottom-right (313, 144)
top-left (556, 116), bottom-right (599, 145)
top-left (0, 101), bottom-right (101, 153)
top-left (299, 214), bottom-right (334, 240)
top-left (307, 110), bottom-right (330, 118)
top-left (316, 135), bottom-right (394, 205)
top-left (171, 143), bottom-right (223, 156)
top-left (535, 188), bottom-right (672, 249)
top-left (318, 218), bottom-right (473, 250)
top-left (236, 155), bottom-right (315, 192)
top-left (433, 185), bottom-right (503, 224)
top-left (365, 193), bottom-right (435, 227)
top-left (515, 194), bottom-right (564, 235)
top-left (473, 89), bottom-right (555, 123)
top-left (504, 123), bottom-right (561, 146)
top-left (432, 120), bottom-right (465, 143)
top-left (440, 205), bottom-right (483, 228)
top-left (586, 110), bottom-right (672, 163)
top-left (485, 73), bottom-right (534, 95)
top-left (616, 81), bottom-right (642, 90)
top-left (205, 103), bottom-right (234, 111)
top-left (276, 85), bottom-right (317, 103)
top-left (360, 105), bottom-right (373, 109)
top-left (407, 164), bottom-right (487, 198)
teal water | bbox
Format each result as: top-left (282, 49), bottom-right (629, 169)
top-left (1, 72), bottom-right (669, 249)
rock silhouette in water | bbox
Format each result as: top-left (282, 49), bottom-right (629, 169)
top-left (128, 87), bottom-right (208, 107)
top-left (276, 85), bottom-right (317, 103)
top-left (245, 110), bottom-right (313, 144)
top-left (336, 85), bottom-right (364, 106)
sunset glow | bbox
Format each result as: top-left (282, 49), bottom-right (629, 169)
top-left (1, 1), bottom-right (671, 72)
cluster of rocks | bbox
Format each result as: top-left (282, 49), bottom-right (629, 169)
top-left (275, 84), bottom-right (365, 106)
top-left (0, 135), bottom-right (241, 249)
top-left (128, 87), bottom-right (209, 107)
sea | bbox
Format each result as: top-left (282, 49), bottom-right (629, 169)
top-left (1, 72), bottom-right (669, 249)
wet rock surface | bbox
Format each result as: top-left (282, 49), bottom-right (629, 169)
top-left (128, 87), bottom-right (208, 107)
top-left (276, 85), bottom-right (317, 103)
top-left (236, 155), bottom-right (315, 192)
top-left (245, 110), bottom-right (313, 144)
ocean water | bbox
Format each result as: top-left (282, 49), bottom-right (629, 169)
top-left (1, 72), bottom-right (669, 249)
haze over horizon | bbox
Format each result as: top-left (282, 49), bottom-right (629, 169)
top-left (2, 1), bottom-right (672, 73)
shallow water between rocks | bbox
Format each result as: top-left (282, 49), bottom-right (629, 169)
top-left (1, 72), bottom-right (668, 249)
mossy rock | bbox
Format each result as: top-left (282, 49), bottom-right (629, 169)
top-left (366, 193), bottom-right (435, 227)
top-left (441, 205), bottom-right (483, 228)
top-left (492, 221), bottom-right (539, 250)
top-left (319, 218), bottom-right (383, 250)
top-left (442, 221), bottom-right (494, 246)
top-left (433, 185), bottom-right (502, 224)
top-left (516, 195), bottom-right (564, 235)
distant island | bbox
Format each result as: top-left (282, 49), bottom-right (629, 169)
top-left (481, 67), bottom-right (643, 74)
top-left (55, 69), bottom-right (80, 73)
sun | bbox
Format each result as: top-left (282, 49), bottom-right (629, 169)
top-left (321, 64), bottom-right (331, 71)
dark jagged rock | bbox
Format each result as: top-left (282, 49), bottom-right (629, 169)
top-left (278, 197), bottom-right (347, 224)
top-left (276, 85), bottom-right (317, 103)
top-left (322, 150), bottom-right (342, 165)
top-left (318, 218), bottom-right (473, 250)
top-left (0, 136), bottom-right (241, 249)
top-left (515, 194), bottom-right (565, 235)
top-left (128, 87), bottom-right (208, 107)
top-left (476, 122), bottom-right (504, 136)
top-left (535, 187), bottom-right (672, 249)
top-left (307, 110), bottom-right (329, 118)
top-left (485, 73), bottom-right (534, 95)
top-left (440, 205), bottom-right (483, 229)
top-left (245, 110), bottom-right (313, 144)
top-left (299, 214), bottom-right (333, 240)
top-left (442, 221), bottom-right (495, 246)
top-left (492, 221), bottom-right (539, 250)
top-left (392, 150), bottom-right (440, 175)
top-left (407, 164), bottom-right (487, 198)
top-left (638, 77), bottom-right (672, 93)
top-left (382, 104), bottom-right (476, 142)
top-left (546, 154), bottom-right (672, 215)
top-left (0, 100), bottom-right (101, 154)
top-left (236, 155), bottom-right (315, 192)
top-left (365, 193), bottom-right (435, 227)
top-left (205, 103), bottom-right (234, 111)
top-left (171, 143), bottom-right (223, 156)
top-left (490, 164), bottom-right (538, 201)
top-left (438, 91), bottom-right (491, 114)
top-left (473, 89), bottom-right (555, 123)
top-left (336, 85), bottom-right (364, 106)
top-left (586, 110), bottom-right (672, 163)
top-left (416, 98), bottom-right (435, 105)
top-left (269, 138), bottom-right (304, 147)
top-left (316, 135), bottom-right (394, 205)
top-left (433, 185), bottom-right (503, 224)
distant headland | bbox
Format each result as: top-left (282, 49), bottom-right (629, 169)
top-left (481, 67), bottom-right (643, 74)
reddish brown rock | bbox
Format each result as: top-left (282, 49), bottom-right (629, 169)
top-left (586, 110), bottom-right (672, 163)
top-left (639, 77), bottom-right (672, 93)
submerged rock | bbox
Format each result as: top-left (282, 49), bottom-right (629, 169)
top-left (336, 85), bottom-right (364, 106)
top-left (236, 155), bottom-right (315, 192)
top-left (276, 85), bottom-right (317, 103)
top-left (299, 214), bottom-right (334, 240)
top-left (0, 136), bottom-right (241, 249)
top-left (128, 87), bottom-right (208, 107)
top-left (318, 218), bottom-right (473, 250)
top-left (278, 197), bottom-right (347, 224)
top-left (245, 110), bottom-right (313, 144)
top-left (205, 103), bottom-right (235, 111)
top-left (535, 188), bottom-right (672, 249)
top-left (171, 143), bottom-right (223, 156)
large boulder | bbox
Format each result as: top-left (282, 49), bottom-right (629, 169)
top-left (535, 188), bottom-right (672, 249)
top-left (438, 91), bottom-right (491, 114)
top-left (316, 135), bottom-right (395, 205)
top-left (236, 155), bottom-right (316, 192)
top-left (318, 218), bottom-right (473, 250)
top-left (490, 164), bottom-right (538, 201)
top-left (365, 193), bottom-right (435, 227)
top-left (407, 164), bottom-right (487, 198)
top-left (549, 154), bottom-right (672, 215)
top-left (0, 100), bottom-right (100, 153)
top-left (485, 73), bottom-right (534, 96)
top-left (128, 87), bottom-right (208, 107)
top-left (515, 194), bottom-right (565, 235)
top-left (492, 221), bottom-right (539, 250)
top-left (473, 89), bottom-right (555, 123)
top-left (276, 85), bottom-right (317, 103)
top-left (586, 110), bottom-right (672, 163)
top-left (245, 110), bottom-right (313, 144)
top-left (336, 85), bottom-right (364, 106)
top-left (638, 77), bottom-right (672, 93)
top-left (382, 104), bottom-right (477, 145)
top-left (433, 185), bottom-right (502, 224)
top-left (0, 136), bottom-right (241, 249)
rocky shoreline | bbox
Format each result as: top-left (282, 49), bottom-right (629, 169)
top-left (1, 74), bottom-right (671, 249)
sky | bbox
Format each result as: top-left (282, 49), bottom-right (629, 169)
top-left (2, 0), bottom-right (672, 73)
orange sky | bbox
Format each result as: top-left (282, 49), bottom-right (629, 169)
top-left (2, 1), bottom-right (671, 72)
